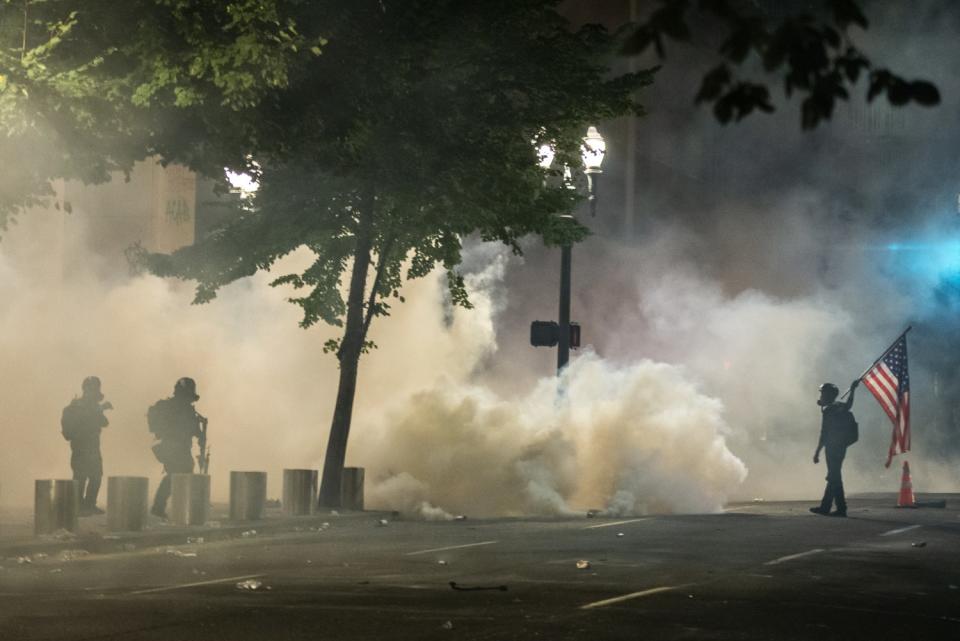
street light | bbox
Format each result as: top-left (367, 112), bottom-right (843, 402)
top-left (530, 126), bottom-right (605, 374)
top-left (582, 125), bottom-right (605, 217)
top-left (537, 142), bottom-right (556, 170)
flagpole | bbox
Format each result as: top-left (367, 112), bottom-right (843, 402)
top-left (839, 325), bottom-right (912, 400)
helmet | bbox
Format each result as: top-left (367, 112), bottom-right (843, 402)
top-left (173, 377), bottom-right (199, 402)
top-left (81, 376), bottom-right (103, 401)
top-left (818, 382), bottom-right (839, 402)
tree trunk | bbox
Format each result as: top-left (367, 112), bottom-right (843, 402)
top-left (318, 195), bottom-right (375, 507)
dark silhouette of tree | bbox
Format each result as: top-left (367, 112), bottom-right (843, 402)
top-left (622, 0), bottom-right (939, 128)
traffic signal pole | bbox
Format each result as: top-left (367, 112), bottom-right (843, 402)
top-left (557, 242), bottom-right (572, 374)
top-left (531, 126), bottom-right (604, 375)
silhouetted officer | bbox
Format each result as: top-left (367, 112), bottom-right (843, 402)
top-left (811, 379), bottom-right (860, 517)
top-left (148, 377), bottom-right (204, 519)
top-left (61, 376), bottom-right (112, 516)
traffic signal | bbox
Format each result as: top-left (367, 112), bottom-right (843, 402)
top-left (569, 322), bottom-right (580, 349)
top-left (530, 321), bottom-right (581, 348)
top-left (530, 321), bottom-right (559, 347)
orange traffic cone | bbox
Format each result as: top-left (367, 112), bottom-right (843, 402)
top-left (896, 460), bottom-right (916, 508)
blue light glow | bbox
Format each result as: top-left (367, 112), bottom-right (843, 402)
top-left (880, 238), bottom-right (960, 286)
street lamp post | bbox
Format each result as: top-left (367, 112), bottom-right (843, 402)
top-left (556, 126), bottom-right (605, 374)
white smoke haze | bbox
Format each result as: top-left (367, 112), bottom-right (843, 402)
top-left (0, 201), bottom-right (752, 516)
top-left (2, 190), bottom-right (956, 517)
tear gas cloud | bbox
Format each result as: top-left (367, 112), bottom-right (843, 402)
top-left (0, 212), bottom-right (747, 516)
top-left (2, 1), bottom-right (960, 516)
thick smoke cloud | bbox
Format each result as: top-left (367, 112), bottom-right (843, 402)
top-left (0, 211), bottom-right (747, 515)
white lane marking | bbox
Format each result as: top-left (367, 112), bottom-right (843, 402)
top-left (879, 524), bottom-right (922, 537)
top-left (128, 573), bottom-right (266, 595)
top-left (764, 548), bottom-right (825, 566)
top-left (405, 540), bottom-right (498, 556)
top-left (580, 586), bottom-right (677, 609)
top-left (584, 518), bottom-right (650, 530)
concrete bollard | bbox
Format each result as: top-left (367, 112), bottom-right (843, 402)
top-left (35, 479), bottom-right (79, 535)
top-left (230, 471), bottom-right (267, 521)
top-left (170, 474), bottom-right (210, 527)
top-left (107, 476), bottom-right (149, 532)
top-left (340, 467), bottom-right (365, 511)
top-left (282, 469), bottom-right (317, 516)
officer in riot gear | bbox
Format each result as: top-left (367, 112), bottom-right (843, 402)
top-left (811, 379), bottom-right (860, 517)
top-left (61, 376), bottom-right (112, 516)
top-left (148, 377), bottom-right (206, 519)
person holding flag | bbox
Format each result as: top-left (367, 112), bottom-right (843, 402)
top-left (811, 379), bottom-right (861, 517)
top-left (810, 328), bottom-right (912, 518)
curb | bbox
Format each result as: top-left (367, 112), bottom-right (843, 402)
top-left (1, 508), bottom-right (392, 559)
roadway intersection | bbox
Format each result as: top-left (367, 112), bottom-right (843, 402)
top-left (1, 498), bottom-right (958, 640)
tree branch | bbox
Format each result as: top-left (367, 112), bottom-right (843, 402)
top-left (361, 233), bottom-right (397, 344)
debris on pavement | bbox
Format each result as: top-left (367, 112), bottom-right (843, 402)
top-left (449, 581), bottom-right (508, 592)
top-left (165, 548), bottom-right (198, 558)
top-left (586, 509), bottom-right (601, 518)
top-left (576, 560), bottom-right (591, 570)
top-left (616, 532), bottom-right (625, 537)
top-left (453, 515), bottom-right (467, 521)
top-left (753, 498), bottom-right (765, 503)
top-left (441, 621), bottom-right (454, 630)
top-left (49, 568), bottom-right (63, 574)
top-left (56, 549), bottom-right (89, 562)
top-left (240, 530), bottom-right (258, 538)
top-left (16, 556), bottom-right (33, 565)
top-left (40, 529), bottom-right (77, 541)
top-left (437, 560), bottom-right (448, 565)
top-left (191, 568), bottom-right (208, 576)
top-left (376, 519), bottom-right (389, 527)
top-left (235, 579), bottom-right (267, 591)
top-left (912, 541), bottom-right (928, 548)
top-left (186, 537), bottom-right (205, 544)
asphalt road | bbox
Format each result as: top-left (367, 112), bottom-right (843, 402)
top-left (1, 499), bottom-right (958, 641)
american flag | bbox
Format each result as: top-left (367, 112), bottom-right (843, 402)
top-left (861, 332), bottom-right (910, 468)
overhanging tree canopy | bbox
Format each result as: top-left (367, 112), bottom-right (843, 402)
top-left (0, 0), bottom-right (317, 230)
top-left (138, 0), bottom-right (654, 505)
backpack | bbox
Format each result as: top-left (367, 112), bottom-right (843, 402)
top-left (60, 401), bottom-right (81, 441)
top-left (840, 409), bottom-right (859, 446)
top-left (147, 400), bottom-right (170, 438)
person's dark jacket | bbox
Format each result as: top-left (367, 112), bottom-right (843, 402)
top-left (61, 398), bottom-right (109, 451)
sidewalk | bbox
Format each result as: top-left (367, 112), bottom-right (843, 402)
top-left (0, 504), bottom-right (393, 558)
